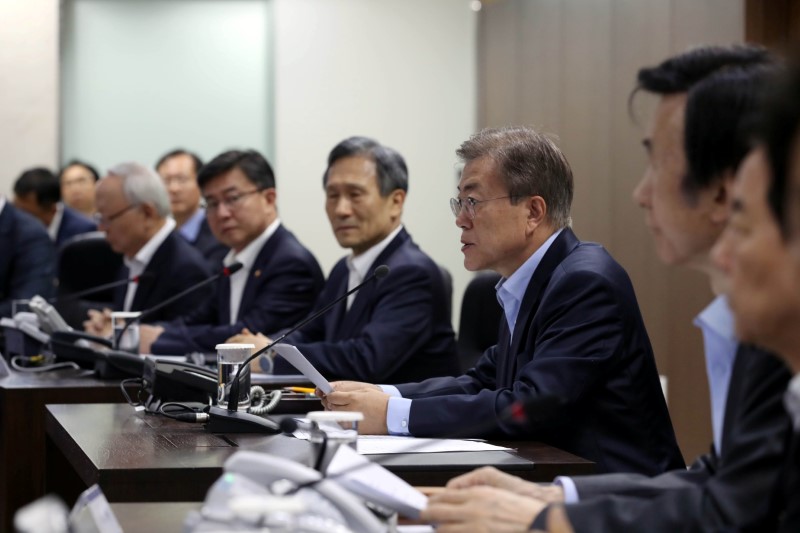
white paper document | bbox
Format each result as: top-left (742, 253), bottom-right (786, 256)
top-left (327, 443), bottom-right (428, 519)
top-left (272, 343), bottom-right (332, 393)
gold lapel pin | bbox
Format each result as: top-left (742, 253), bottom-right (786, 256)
top-left (254, 269), bottom-right (262, 278)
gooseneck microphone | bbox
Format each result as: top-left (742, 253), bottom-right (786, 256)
top-left (114, 263), bottom-right (244, 350)
top-left (205, 264), bottom-right (391, 433)
top-left (49, 272), bottom-right (154, 303)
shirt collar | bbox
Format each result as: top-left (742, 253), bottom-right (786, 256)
top-left (124, 217), bottom-right (176, 270)
top-left (497, 228), bottom-right (564, 303)
top-left (177, 207), bottom-right (206, 243)
top-left (47, 203), bottom-right (65, 241)
top-left (693, 295), bottom-right (736, 343)
top-left (346, 225), bottom-right (403, 282)
top-left (223, 218), bottom-right (281, 271)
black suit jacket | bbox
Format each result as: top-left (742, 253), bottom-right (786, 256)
top-left (0, 203), bottom-right (56, 317)
top-left (274, 228), bottom-right (460, 383)
top-left (111, 230), bottom-right (212, 322)
top-left (553, 345), bottom-right (792, 532)
top-left (55, 206), bottom-right (97, 247)
top-left (151, 224), bottom-right (324, 354)
top-left (395, 229), bottom-right (683, 475)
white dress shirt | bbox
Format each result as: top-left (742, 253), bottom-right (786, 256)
top-left (345, 225), bottom-right (403, 310)
top-left (123, 218), bottom-right (176, 311)
top-left (47, 203), bottom-right (65, 241)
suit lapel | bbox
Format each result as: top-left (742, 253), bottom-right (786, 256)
top-left (506, 228), bottom-right (580, 381)
top-left (341, 230), bottom-right (408, 336)
top-left (131, 233), bottom-right (173, 311)
top-left (236, 226), bottom-right (285, 321)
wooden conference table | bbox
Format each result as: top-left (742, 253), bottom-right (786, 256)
top-left (45, 403), bottom-right (595, 507)
top-left (0, 368), bottom-right (128, 531)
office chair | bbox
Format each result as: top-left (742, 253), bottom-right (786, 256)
top-left (457, 271), bottom-right (502, 372)
top-left (55, 231), bottom-right (123, 328)
top-left (438, 264), bottom-right (453, 323)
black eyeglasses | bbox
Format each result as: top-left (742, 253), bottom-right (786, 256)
top-left (202, 189), bottom-right (262, 212)
top-left (449, 196), bottom-right (512, 219)
top-left (94, 204), bottom-right (138, 226)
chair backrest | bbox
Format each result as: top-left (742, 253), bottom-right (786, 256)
top-left (56, 231), bottom-right (123, 327)
top-left (457, 271), bottom-right (503, 372)
top-left (438, 264), bottom-right (453, 323)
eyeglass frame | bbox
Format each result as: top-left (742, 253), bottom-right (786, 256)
top-left (202, 188), bottom-right (264, 213)
top-left (93, 204), bottom-right (139, 226)
top-left (449, 195), bottom-right (514, 219)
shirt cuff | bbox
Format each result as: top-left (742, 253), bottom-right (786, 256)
top-left (386, 396), bottom-right (412, 435)
top-left (553, 476), bottom-right (579, 503)
top-left (379, 384), bottom-right (402, 398)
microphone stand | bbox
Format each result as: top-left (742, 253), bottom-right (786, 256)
top-left (205, 265), bottom-right (390, 434)
top-left (49, 273), bottom-right (153, 303)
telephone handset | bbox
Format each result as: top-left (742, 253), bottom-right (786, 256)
top-left (187, 450), bottom-right (386, 533)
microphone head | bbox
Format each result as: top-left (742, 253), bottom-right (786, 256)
top-left (279, 417), bottom-right (299, 434)
top-left (373, 265), bottom-right (390, 280)
top-left (223, 263), bottom-right (244, 276)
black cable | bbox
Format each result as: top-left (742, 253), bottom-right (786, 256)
top-left (159, 402), bottom-right (209, 422)
top-left (120, 378), bottom-right (144, 407)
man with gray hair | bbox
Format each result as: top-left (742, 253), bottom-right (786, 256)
top-left (321, 126), bottom-right (683, 476)
top-left (84, 162), bottom-right (211, 336)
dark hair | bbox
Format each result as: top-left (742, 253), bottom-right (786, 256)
top-left (634, 45), bottom-right (775, 199)
top-left (59, 159), bottom-right (100, 182)
top-left (456, 126), bottom-right (573, 229)
top-left (155, 148), bottom-right (204, 175)
top-left (762, 61), bottom-right (800, 227)
top-left (14, 167), bottom-right (60, 206)
top-left (197, 149), bottom-right (275, 190)
top-left (323, 136), bottom-right (408, 196)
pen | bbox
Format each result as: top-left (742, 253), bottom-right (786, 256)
top-left (285, 386), bottom-right (316, 394)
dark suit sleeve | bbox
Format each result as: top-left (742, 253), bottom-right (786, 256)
top-left (554, 349), bottom-right (792, 533)
top-left (274, 263), bottom-right (443, 382)
top-left (0, 214), bottom-right (56, 317)
top-left (152, 252), bottom-right (320, 354)
top-left (399, 268), bottom-right (631, 437)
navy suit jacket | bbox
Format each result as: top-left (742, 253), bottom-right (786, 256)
top-left (151, 224), bottom-right (324, 354)
top-left (0, 204), bottom-right (56, 317)
top-left (552, 345), bottom-right (792, 532)
top-left (274, 228), bottom-right (460, 383)
top-left (111, 231), bottom-right (212, 322)
top-left (55, 206), bottom-right (97, 247)
top-left (395, 228), bottom-right (684, 475)
top-left (191, 218), bottom-right (228, 269)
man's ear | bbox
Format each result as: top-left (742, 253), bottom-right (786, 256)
top-left (263, 188), bottom-right (277, 205)
top-left (388, 189), bottom-right (406, 217)
top-left (710, 171), bottom-right (735, 225)
top-left (526, 195), bottom-right (547, 230)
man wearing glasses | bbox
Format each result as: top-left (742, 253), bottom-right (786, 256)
top-left (229, 136), bottom-right (459, 383)
top-left (321, 127), bottom-right (683, 476)
top-left (84, 162), bottom-right (211, 335)
top-left (155, 148), bottom-right (227, 268)
top-left (139, 149), bottom-right (324, 356)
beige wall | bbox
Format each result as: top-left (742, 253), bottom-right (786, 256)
top-left (0, 0), bottom-right (59, 191)
top-left (478, 0), bottom-right (744, 461)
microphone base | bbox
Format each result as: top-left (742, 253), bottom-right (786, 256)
top-left (204, 405), bottom-right (280, 434)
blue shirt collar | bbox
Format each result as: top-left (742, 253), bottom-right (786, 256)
top-left (178, 208), bottom-right (206, 243)
top-left (496, 228), bottom-right (564, 338)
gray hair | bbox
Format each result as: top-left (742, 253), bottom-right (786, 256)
top-left (106, 162), bottom-right (171, 218)
top-left (457, 126), bottom-right (574, 228)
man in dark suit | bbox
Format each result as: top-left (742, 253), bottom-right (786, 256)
top-left (230, 137), bottom-right (459, 383)
top-left (13, 167), bottom-right (96, 246)
top-left (155, 148), bottom-right (227, 268)
top-left (83, 162), bottom-right (211, 335)
top-left (0, 198), bottom-right (56, 318)
top-left (421, 46), bottom-right (793, 533)
top-left (321, 127), bottom-right (683, 477)
top-left (139, 149), bottom-right (324, 355)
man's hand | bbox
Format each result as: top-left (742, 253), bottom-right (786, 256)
top-left (138, 324), bottom-right (164, 354)
top-left (83, 308), bottom-right (112, 337)
top-left (323, 386), bottom-right (389, 435)
top-left (226, 328), bottom-right (271, 372)
top-left (446, 466), bottom-right (565, 503)
top-left (420, 486), bottom-right (547, 532)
